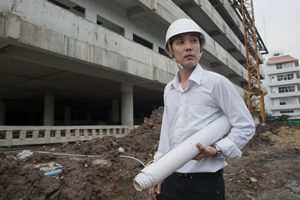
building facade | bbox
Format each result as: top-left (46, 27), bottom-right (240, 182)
top-left (262, 52), bottom-right (300, 120)
top-left (0, 0), bottom-right (267, 127)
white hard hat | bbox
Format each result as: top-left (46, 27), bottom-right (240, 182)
top-left (164, 18), bottom-right (206, 55)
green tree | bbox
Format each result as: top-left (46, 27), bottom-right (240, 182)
top-left (278, 114), bottom-right (290, 121)
top-left (265, 113), bottom-right (273, 123)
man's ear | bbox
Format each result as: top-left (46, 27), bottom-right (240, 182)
top-left (167, 49), bottom-right (173, 58)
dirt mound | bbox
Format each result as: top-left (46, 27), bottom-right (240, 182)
top-left (246, 122), bottom-right (300, 150)
top-left (0, 107), bottom-right (164, 200)
top-left (1, 107), bottom-right (300, 200)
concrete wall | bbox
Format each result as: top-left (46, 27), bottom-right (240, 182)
top-left (0, 125), bottom-right (130, 146)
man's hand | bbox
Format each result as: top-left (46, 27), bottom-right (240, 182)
top-left (149, 182), bottom-right (162, 200)
top-left (193, 143), bottom-right (218, 160)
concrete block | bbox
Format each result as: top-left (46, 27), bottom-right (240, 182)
top-left (6, 14), bottom-right (20, 39)
top-left (33, 131), bottom-right (39, 139)
top-left (20, 131), bottom-right (26, 140)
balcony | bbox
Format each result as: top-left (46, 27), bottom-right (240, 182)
top-left (268, 79), bottom-right (300, 87)
top-left (269, 91), bottom-right (300, 98)
top-left (267, 66), bottom-right (300, 75)
top-left (269, 104), bottom-right (300, 110)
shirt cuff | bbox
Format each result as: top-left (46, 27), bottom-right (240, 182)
top-left (215, 137), bottom-right (242, 160)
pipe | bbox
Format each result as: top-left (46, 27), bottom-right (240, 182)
top-left (133, 115), bottom-right (232, 191)
top-left (44, 169), bottom-right (62, 176)
top-left (35, 151), bottom-right (145, 167)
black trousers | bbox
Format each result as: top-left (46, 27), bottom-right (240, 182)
top-left (157, 172), bottom-right (225, 200)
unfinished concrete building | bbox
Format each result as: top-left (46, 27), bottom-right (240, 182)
top-left (0, 0), bottom-right (267, 145)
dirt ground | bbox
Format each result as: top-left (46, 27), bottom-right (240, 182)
top-left (1, 107), bottom-right (300, 200)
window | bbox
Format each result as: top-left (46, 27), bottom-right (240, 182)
top-left (159, 47), bottom-right (169, 58)
top-left (97, 15), bottom-right (124, 36)
top-left (276, 63), bottom-right (282, 69)
top-left (280, 110), bottom-right (294, 114)
top-left (133, 34), bottom-right (153, 49)
top-left (287, 74), bottom-right (294, 80)
top-left (280, 102), bottom-right (286, 105)
top-left (278, 86), bottom-right (295, 93)
top-left (48, 0), bottom-right (85, 17)
top-left (277, 74), bottom-right (294, 81)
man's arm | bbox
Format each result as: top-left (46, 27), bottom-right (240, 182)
top-left (213, 76), bottom-right (255, 159)
top-left (154, 106), bottom-right (171, 160)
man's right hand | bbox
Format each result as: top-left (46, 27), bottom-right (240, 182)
top-left (149, 182), bottom-right (162, 200)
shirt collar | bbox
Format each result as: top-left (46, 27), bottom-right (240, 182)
top-left (189, 64), bottom-right (203, 86)
top-left (170, 64), bottom-right (203, 90)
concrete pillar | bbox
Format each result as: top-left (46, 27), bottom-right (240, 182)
top-left (0, 101), bottom-right (6, 125)
top-left (44, 91), bottom-right (55, 126)
top-left (112, 99), bottom-right (119, 123)
top-left (121, 83), bottom-right (134, 129)
top-left (64, 105), bottom-right (71, 125)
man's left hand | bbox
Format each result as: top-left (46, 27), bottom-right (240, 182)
top-left (193, 143), bottom-right (218, 160)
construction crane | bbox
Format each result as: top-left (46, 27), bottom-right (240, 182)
top-left (240, 0), bottom-right (266, 123)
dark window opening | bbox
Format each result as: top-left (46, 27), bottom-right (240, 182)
top-left (276, 63), bottom-right (282, 69)
top-left (159, 47), bottom-right (169, 58)
top-left (73, 5), bottom-right (85, 14)
top-left (48, 0), bottom-right (85, 17)
top-left (133, 34), bottom-right (153, 49)
top-left (48, 0), bottom-right (70, 9)
top-left (97, 15), bottom-right (124, 35)
top-left (280, 110), bottom-right (294, 114)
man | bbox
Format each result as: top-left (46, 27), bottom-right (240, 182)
top-left (149, 19), bottom-right (255, 200)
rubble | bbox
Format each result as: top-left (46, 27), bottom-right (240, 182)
top-left (1, 107), bottom-right (300, 200)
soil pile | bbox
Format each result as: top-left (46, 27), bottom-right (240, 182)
top-left (1, 107), bottom-right (300, 200)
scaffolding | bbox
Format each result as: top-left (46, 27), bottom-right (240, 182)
top-left (241, 0), bottom-right (266, 123)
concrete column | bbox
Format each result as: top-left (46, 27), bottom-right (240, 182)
top-left (0, 101), bottom-right (5, 125)
top-left (64, 105), bottom-right (71, 125)
top-left (112, 99), bottom-right (119, 123)
top-left (44, 91), bottom-right (55, 126)
top-left (121, 83), bottom-right (134, 129)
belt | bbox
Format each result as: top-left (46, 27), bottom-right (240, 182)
top-left (175, 169), bottom-right (223, 179)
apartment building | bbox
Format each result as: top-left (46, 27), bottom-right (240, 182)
top-left (263, 52), bottom-right (300, 119)
top-left (0, 0), bottom-right (267, 127)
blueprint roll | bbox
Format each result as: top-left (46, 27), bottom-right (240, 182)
top-left (133, 115), bottom-right (231, 191)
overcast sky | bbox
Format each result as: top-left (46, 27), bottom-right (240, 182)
top-left (253, 0), bottom-right (300, 62)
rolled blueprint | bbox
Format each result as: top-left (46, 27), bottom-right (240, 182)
top-left (133, 114), bottom-right (231, 191)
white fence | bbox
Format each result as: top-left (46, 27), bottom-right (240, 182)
top-left (0, 125), bottom-right (131, 146)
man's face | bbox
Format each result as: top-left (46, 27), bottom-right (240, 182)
top-left (168, 32), bottom-right (201, 68)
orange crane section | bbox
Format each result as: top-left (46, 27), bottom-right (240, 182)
top-left (241, 0), bottom-right (266, 123)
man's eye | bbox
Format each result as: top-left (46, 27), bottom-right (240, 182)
top-left (177, 41), bottom-right (184, 44)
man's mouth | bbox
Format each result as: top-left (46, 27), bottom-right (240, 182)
top-left (184, 55), bottom-right (194, 58)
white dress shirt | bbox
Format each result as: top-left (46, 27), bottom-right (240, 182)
top-left (154, 64), bottom-right (255, 173)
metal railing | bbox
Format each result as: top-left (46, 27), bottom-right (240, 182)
top-left (0, 125), bottom-right (131, 146)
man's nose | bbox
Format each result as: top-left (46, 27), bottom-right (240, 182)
top-left (185, 41), bottom-right (192, 51)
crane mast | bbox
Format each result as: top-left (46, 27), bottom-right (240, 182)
top-left (241, 0), bottom-right (266, 123)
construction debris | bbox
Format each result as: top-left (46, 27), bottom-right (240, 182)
top-left (1, 107), bottom-right (300, 199)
